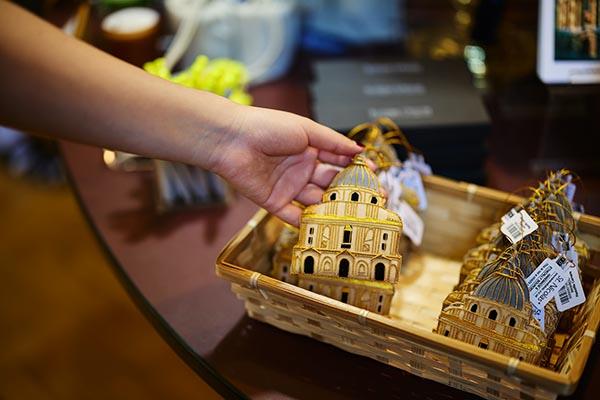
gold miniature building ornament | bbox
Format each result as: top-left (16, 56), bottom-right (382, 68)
top-left (437, 170), bottom-right (587, 366)
top-left (290, 155), bottom-right (403, 315)
top-left (437, 256), bottom-right (548, 364)
top-left (270, 224), bottom-right (299, 285)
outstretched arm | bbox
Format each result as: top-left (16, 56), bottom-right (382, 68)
top-left (0, 1), bottom-right (361, 225)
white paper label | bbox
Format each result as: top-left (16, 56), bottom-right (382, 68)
top-left (564, 175), bottom-right (576, 203)
top-left (398, 168), bottom-right (428, 211)
top-left (526, 256), bottom-right (569, 308)
top-left (378, 169), bottom-right (403, 209)
top-left (395, 200), bottom-right (424, 246)
top-left (554, 254), bottom-right (586, 312)
top-left (500, 210), bottom-right (538, 244)
top-left (501, 207), bottom-right (518, 224)
top-left (566, 183), bottom-right (576, 203)
top-left (551, 232), bottom-right (579, 269)
top-left (566, 246), bottom-right (579, 269)
top-left (551, 231), bottom-right (568, 252)
top-left (405, 153), bottom-right (432, 176)
top-left (532, 304), bottom-right (545, 330)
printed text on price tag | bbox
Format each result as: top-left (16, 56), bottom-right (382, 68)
top-left (526, 256), bottom-right (568, 308)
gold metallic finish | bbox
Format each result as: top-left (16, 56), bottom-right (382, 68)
top-left (291, 155), bottom-right (403, 315)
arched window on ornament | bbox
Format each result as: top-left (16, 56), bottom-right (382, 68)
top-left (351, 192), bottom-right (360, 201)
top-left (375, 263), bottom-right (385, 281)
top-left (307, 226), bottom-right (315, 245)
top-left (338, 259), bottom-right (349, 277)
top-left (304, 256), bottom-right (314, 274)
top-left (381, 232), bottom-right (388, 251)
top-left (341, 225), bottom-right (352, 249)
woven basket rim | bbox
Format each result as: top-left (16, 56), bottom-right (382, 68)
top-left (216, 175), bottom-right (600, 396)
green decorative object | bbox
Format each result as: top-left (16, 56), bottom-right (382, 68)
top-left (143, 55), bottom-right (253, 105)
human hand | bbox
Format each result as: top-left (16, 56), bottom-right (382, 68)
top-left (207, 105), bottom-right (362, 226)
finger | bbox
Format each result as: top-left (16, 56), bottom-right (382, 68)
top-left (274, 203), bottom-right (303, 227)
top-left (379, 185), bottom-right (388, 197)
top-left (310, 162), bottom-right (341, 188)
top-left (294, 183), bottom-right (324, 206)
top-left (365, 158), bottom-right (378, 171)
top-left (303, 119), bottom-right (363, 156)
top-left (318, 150), bottom-right (352, 167)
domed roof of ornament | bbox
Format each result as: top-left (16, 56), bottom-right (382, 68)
top-left (329, 155), bottom-right (380, 192)
top-left (477, 257), bottom-right (501, 281)
top-left (473, 266), bottom-right (528, 310)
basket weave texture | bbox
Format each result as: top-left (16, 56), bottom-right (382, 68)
top-left (216, 175), bottom-right (600, 400)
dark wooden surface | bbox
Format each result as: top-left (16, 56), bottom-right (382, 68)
top-left (60, 78), bottom-right (600, 399)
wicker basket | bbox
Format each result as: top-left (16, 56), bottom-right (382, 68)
top-left (216, 175), bottom-right (600, 400)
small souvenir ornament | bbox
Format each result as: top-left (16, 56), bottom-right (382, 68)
top-left (437, 170), bottom-right (589, 366)
top-left (290, 155), bottom-right (403, 315)
top-left (270, 224), bottom-right (299, 285)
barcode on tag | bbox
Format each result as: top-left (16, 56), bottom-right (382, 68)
top-left (554, 256), bottom-right (585, 312)
top-left (506, 223), bottom-right (520, 238)
top-left (394, 200), bottom-right (424, 246)
top-left (526, 257), bottom-right (569, 308)
top-left (500, 210), bottom-right (538, 244)
top-left (532, 305), bottom-right (545, 330)
top-left (558, 289), bottom-right (570, 304)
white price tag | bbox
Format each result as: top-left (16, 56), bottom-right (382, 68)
top-left (551, 232), bottom-right (579, 269)
top-left (378, 170), bottom-right (390, 194)
top-left (565, 183), bottom-right (576, 203)
top-left (501, 207), bottom-right (518, 224)
top-left (395, 200), bottom-right (424, 246)
top-left (565, 175), bottom-right (576, 203)
top-left (532, 304), bottom-right (545, 330)
top-left (566, 246), bottom-right (579, 269)
top-left (500, 210), bottom-right (538, 244)
top-left (554, 255), bottom-right (585, 312)
top-left (526, 256), bottom-right (569, 308)
top-left (551, 231), bottom-right (568, 252)
top-left (378, 169), bottom-right (403, 210)
top-left (398, 168), bottom-right (428, 211)
top-left (405, 153), bottom-right (432, 176)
